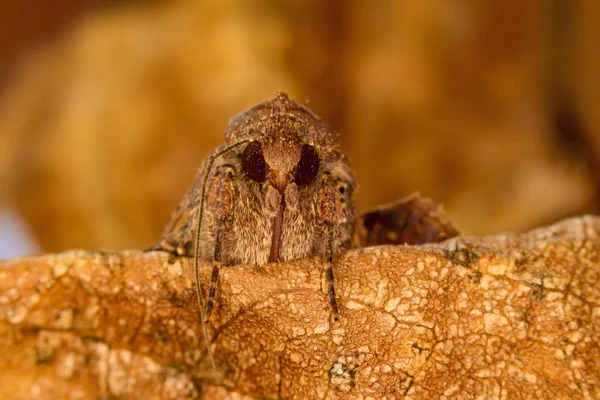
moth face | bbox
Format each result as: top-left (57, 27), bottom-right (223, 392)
top-left (240, 140), bottom-right (321, 192)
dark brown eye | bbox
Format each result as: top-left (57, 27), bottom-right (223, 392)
top-left (294, 144), bottom-right (320, 186)
top-left (241, 141), bottom-right (266, 182)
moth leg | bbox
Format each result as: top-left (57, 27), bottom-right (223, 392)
top-left (205, 226), bottom-right (223, 321)
top-left (145, 225), bottom-right (193, 256)
top-left (204, 165), bottom-right (236, 321)
top-left (324, 225), bottom-right (339, 320)
top-left (319, 172), bottom-right (341, 321)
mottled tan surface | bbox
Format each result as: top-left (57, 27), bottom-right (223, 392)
top-left (1, 216), bottom-right (599, 399)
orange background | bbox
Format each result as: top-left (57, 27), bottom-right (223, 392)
top-left (0, 1), bottom-right (598, 253)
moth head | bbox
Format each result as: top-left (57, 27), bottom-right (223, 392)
top-left (241, 138), bottom-right (320, 192)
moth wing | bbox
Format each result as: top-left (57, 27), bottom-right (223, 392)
top-left (146, 163), bottom-right (207, 256)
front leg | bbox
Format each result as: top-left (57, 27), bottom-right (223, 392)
top-left (204, 165), bottom-right (237, 321)
top-left (318, 172), bottom-right (354, 321)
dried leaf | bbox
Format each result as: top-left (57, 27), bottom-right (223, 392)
top-left (1, 216), bottom-right (599, 399)
top-left (360, 193), bottom-right (459, 246)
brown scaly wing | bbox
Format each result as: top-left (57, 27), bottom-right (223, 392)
top-left (358, 193), bottom-right (459, 247)
top-left (146, 171), bottom-right (203, 257)
top-left (146, 142), bottom-right (240, 257)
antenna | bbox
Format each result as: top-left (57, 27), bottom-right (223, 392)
top-left (193, 139), bottom-right (250, 372)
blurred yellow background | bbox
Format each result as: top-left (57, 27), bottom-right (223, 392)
top-left (0, 1), bottom-right (598, 255)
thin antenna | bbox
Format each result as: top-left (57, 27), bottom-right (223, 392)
top-left (193, 139), bottom-right (250, 372)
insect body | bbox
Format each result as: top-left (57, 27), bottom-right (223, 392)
top-left (152, 92), bottom-right (357, 367)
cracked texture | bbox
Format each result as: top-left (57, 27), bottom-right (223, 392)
top-left (1, 216), bottom-right (599, 399)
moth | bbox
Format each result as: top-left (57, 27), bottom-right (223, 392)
top-left (150, 92), bottom-right (458, 369)
top-left (150, 92), bottom-right (356, 367)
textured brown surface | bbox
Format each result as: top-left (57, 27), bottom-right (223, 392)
top-left (360, 193), bottom-right (459, 246)
top-left (1, 216), bottom-right (599, 399)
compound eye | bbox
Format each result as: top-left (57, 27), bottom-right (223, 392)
top-left (294, 144), bottom-right (320, 186)
top-left (241, 141), bottom-right (267, 183)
